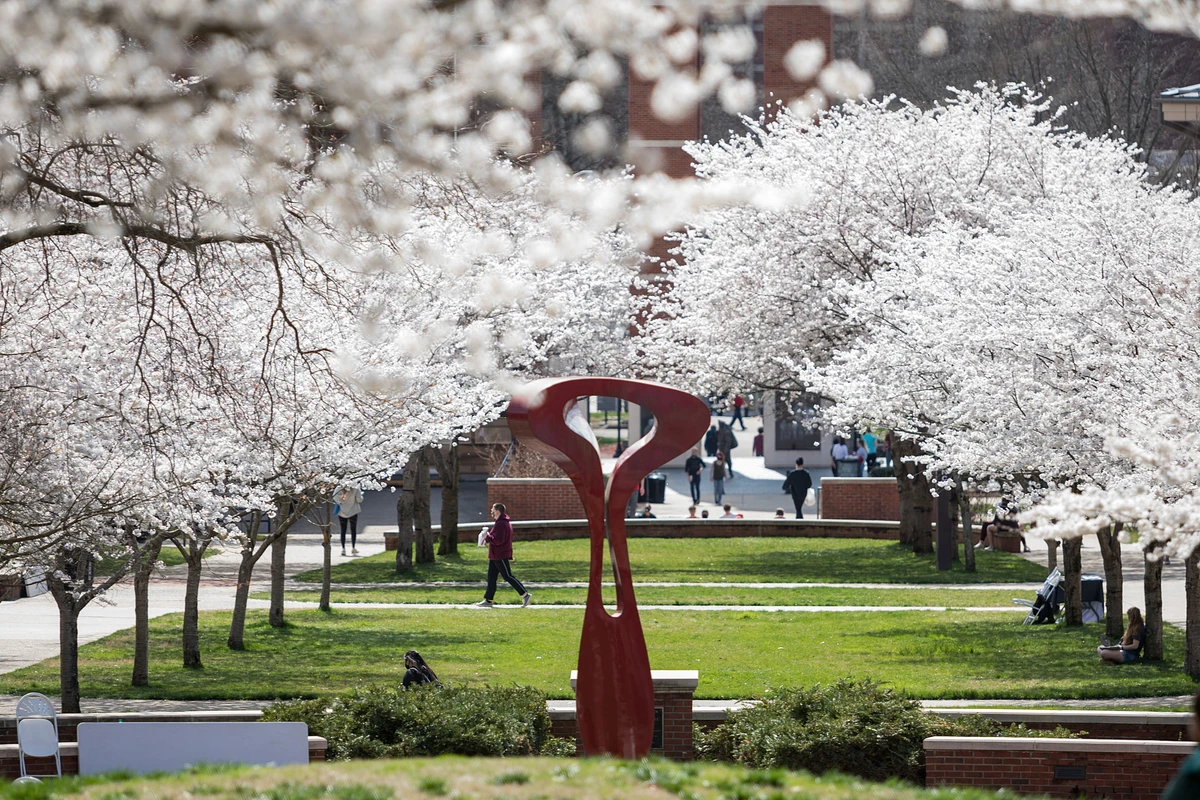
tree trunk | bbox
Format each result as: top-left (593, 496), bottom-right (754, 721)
top-left (395, 456), bottom-right (417, 572)
top-left (227, 550), bottom-right (255, 650)
top-left (416, 447), bottom-right (435, 563)
top-left (132, 535), bottom-right (164, 687)
top-left (56, 590), bottom-right (81, 713)
top-left (436, 443), bottom-right (460, 556)
top-left (1187, 548), bottom-right (1200, 679)
top-left (1095, 524), bottom-right (1125, 639)
top-left (957, 479), bottom-right (975, 572)
top-left (1062, 537), bottom-right (1084, 627)
top-left (269, 532), bottom-right (287, 627)
top-left (893, 437), bottom-right (933, 553)
top-left (181, 537), bottom-right (208, 668)
top-left (320, 502), bottom-right (333, 613)
top-left (1144, 545), bottom-right (1164, 661)
top-left (1046, 539), bottom-right (1059, 573)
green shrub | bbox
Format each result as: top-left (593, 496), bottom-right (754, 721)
top-left (262, 684), bottom-right (552, 760)
top-left (868, 465), bottom-right (895, 477)
top-left (693, 679), bottom-right (1074, 784)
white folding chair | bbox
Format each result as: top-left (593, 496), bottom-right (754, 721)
top-left (15, 692), bottom-right (60, 778)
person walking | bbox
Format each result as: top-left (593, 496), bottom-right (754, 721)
top-left (781, 458), bottom-right (813, 519)
top-left (752, 426), bottom-right (764, 457)
top-left (336, 486), bottom-right (364, 555)
top-left (710, 452), bottom-right (728, 505)
top-left (684, 448), bottom-right (705, 504)
top-left (730, 394), bottom-right (747, 431)
top-left (717, 422), bottom-right (738, 475)
top-left (476, 503), bottom-right (532, 608)
top-left (703, 424), bottom-right (719, 458)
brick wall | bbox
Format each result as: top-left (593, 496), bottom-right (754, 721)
top-left (819, 478), bottom-right (900, 521)
top-left (762, 5), bottom-right (832, 113)
top-left (385, 518), bottom-right (901, 550)
top-left (924, 737), bottom-right (1193, 799)
top-left (488, 478), bottom-right (586, 521)
top-left (558, 671), bottom-right (698, 761)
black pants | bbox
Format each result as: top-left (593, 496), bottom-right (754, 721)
top-left (688, 475), bottom-right (702, 503)
top-left (731, 407), bottom-right (745, 430)
top-left (485, 559), bottom-right (526, 600)
top-left (339, 514), bottom-right (358, 548)
top-left (790, 493), bottom-right (805, 519)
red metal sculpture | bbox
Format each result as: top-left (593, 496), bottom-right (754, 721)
top-left (506, 378), bottom-right (710, 758)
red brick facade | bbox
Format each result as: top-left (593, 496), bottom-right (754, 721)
top-left (762, 5), bottom-right (832, 112)
top-left (487, 478), bottom-right (586, 521)
top-left (818, 478), bottom-right (900, 521)
top-left (558, 672), bottom-right (698, 761)
top-left (924, 738), bottom-right (1193, 799)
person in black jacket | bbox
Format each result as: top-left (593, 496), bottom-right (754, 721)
top-left (781, 458), bottom-right (813, 519)
top-left (703, 425), bottom-right (719, 457)
top-left (402, 650), bottom-right (440, 688)
top-left (684, 448), bottom-right (705, 504)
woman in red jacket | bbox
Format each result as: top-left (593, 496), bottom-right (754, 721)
top-left (475, 503), bottom-right (532, 607)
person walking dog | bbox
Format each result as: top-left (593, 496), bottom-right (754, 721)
top-left (476, 503), bottom-right (532, 608)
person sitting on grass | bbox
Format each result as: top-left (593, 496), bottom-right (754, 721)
top-left (402, 650), bottom-right (440, 688)
top-left (1097, 607), bottom-right (1146, 665)
top-left (1162, 692), bottom-right (1200, 798)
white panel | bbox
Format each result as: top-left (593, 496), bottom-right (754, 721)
top-left (77, 722), bottom-right (309, 775)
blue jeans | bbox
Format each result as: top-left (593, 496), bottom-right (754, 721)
top-left (712, 479), bottom-right (724, 504)
top-left (688, 475), bottom-right (702, 503)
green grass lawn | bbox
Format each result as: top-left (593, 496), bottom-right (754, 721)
top-left (253, 585), bottom-right (1026, 607)
top-left (2, 607), bottom-right (1192, 700)
top-left (294, 538), bottom-right (1047, 585)
top-left (0, 756), bottom-right (1023, 800)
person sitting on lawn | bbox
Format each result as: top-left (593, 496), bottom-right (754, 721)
top-left (1097, 607), bottom-right (1146, 665)
top-left (402, 650), bottom-right (440, 688)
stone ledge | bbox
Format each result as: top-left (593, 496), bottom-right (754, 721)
top-left (569, 670), bottom-right (699, 691)
top-left (923, 736), bottom-right (1196, 754)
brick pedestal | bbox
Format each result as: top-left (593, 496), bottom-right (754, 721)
top-left (818, 478), bottom-right (900, 521)
top-left (566, 670), bottom-right (698, 761)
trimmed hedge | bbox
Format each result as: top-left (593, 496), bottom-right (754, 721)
top-left (262, 684), bottom-right (563, 760)
top-left (694, 679), bottom-right (1074, 784)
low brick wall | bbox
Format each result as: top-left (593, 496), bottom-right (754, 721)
top-left (924, 737), bottom-right (1192, 798)
top-left (488, 478), bottom-right (584, 521)
top-left (558, 671), bottom-right (698, 761)
top-left (932, 709), bottom-right (1192, 742)
top-left (1, 736), bottom-right (326, 781)
top-left (385, 518), bottom-right (902, 549)
top-left (819, 478), bottom-right (900, 521)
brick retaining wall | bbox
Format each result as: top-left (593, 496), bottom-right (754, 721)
top-left (384, 518), bottom-right (902, 549)
top-left (819, 478), bottom-right (900, 521)
top-left (924, 737), bottom-right (1192, 798)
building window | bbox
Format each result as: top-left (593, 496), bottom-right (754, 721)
top-left (775, 392), bottom-right (823, 451)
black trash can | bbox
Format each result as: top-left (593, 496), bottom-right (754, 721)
top-left (645, 472), bottom-right (667, 504)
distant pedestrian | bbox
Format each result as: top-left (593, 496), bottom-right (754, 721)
top-left (863, 430), bottom-right (878, 469)
top-left (717, 422), bottom-right (738, 475)
top-left (752, 426), bottom-right (764, 457)
top-left (684, 447), bottom-right (705, 504)
top-left (854, 440), bottom-right (868, 477)
top-left (402, 650), bottom-right (440, 688)
top-left (731, 395), bottom-right (747, 430)
top-left (640, 504), bottom-right (656, 519)
top-left (831, 437), bottom-right (849, 474)
top-left (475, 503), bottom-right (532, 608)
top-left (710, 452), bottom-right (728, 505)
top-left (687, 505), bottom-right (698, 519)
top-left (774, 508), bottom-right (786, 519)
top-left (336, 486), bottom-right (364, 556)
top-left (719, 503), bottom-right (737, 519)
top-left (781, 458), bottom-right (813, 519)
top-left (701, 509), bottom-right (710, 519)
top-left (704, 425), bottom-right (719, 458)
